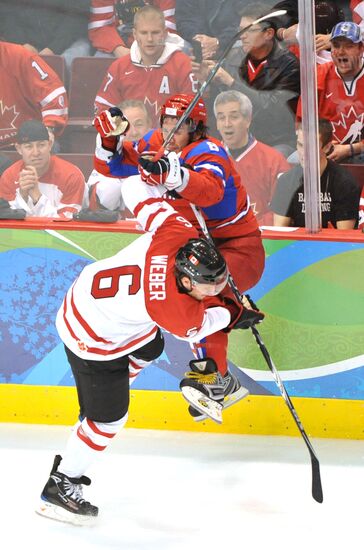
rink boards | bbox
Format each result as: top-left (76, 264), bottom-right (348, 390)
top-left (0, 222), bottom-right (363, 439)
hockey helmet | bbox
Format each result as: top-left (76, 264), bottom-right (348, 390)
top-left (330, 22), bottom-right (362, 44)
top-left (160, 94), bottom-right (207, 130)
top-left (175, 238), bottom-right (228, 289)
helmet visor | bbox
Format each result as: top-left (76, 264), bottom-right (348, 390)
top-left (192, 268), bottom-right (229, 296)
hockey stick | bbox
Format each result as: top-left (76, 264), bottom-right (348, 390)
top-left (160, 9), bottom-right (287, 151)
top-left (190, 203), bottom-right (323, 504)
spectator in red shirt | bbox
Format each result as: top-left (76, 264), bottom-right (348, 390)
top-left (214, 90), bottom-right (290, 226)
top-left (0, 41), bottom-right (68, 149)
top-left (94, 5), bottom-right (197, 126)
top-left (296, 21), bottom-right (364, 164)
top-left (0, 120), bottom-right (86, 218)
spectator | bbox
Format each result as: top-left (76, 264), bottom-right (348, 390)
top-left (175, 0), bottom-right (242, 60)
top-left (89, 0), bottom-right (177, 57)
top-left (120, 98), bottom-right (153, 141)
top-left (214, 90), bottom-right (290, 226)
top-left (196, 2), bottom-right (301, 157)
top-left (0, 2), bottom-right (91, 73)
top-left (0, 41), bottom-right (68, 149)
top-left (271, 119), bottom-right (360, 229)
top-left (94, 5), bottom-right (197, 126)
top-left (296, 21), bottom-right (364, 164)
top-left (0, 120), bottom-right (86, 218)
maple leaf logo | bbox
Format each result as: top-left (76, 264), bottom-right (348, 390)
top-left (144, 97), bottom-right (160, 116)
top-left (0, 100), bottom-right (20, 131)
top-left (331, 106), bottom-right (364, 143)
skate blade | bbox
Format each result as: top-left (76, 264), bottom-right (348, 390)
top-left (193, 386), bottom-right (249, 422)
top-left (36, 499), bottom-right (97, 527)
top-left (181, 386), bottom-right (222, 424)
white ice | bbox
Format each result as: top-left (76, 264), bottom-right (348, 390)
top-left (1, 423), bottom-right (363, 550)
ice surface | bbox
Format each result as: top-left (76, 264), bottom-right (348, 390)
top-left (1, 423), bottom-right (363, 550)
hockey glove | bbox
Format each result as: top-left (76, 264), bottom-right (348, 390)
top-left (138, 151), bottom-right (186, 190)
top-left (222, 295), bottom-right (264, 332)
top-left (93, 107), bottom-right (130, 137)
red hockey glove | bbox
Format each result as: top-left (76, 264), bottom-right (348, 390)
top-left (93, 107), bottom-right (130, 149)
top-left (138, 152), bottom-right (186, 190)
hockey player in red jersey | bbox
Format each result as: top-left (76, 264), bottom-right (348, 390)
top-left (94, 5), bottom-right (196, 126)
top-left (0, 41), bottom-right (68, 148)
top-left (92, 93), bottom-right (265, 421)
top-left (93, 94), bottom-right (265, 295)
top-left (37, 176), bottom-right (264, 525)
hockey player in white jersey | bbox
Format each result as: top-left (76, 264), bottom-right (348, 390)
top-left (36, 177), bottom-right (264, 525)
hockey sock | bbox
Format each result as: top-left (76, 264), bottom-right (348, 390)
top-left (128, 355), bottom-right (152, 385)
top-left (58, 414), bottom-right (128, 478)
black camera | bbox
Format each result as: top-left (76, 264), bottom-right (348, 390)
top-left (191, 39), bottom-right (203, 63)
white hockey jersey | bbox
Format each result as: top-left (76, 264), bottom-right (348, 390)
top-left (56, 176), bottom-right (232, 361)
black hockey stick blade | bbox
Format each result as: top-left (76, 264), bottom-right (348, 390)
top-left (311, 453), bottom-right (323, 503)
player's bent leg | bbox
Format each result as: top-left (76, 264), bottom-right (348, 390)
top-left (128, 328), bottom-right (164, 385)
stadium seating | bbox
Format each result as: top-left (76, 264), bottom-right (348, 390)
top-left (61, 56), bottom-right (114, 153)
top-left (40, 54), bottom-right (66, 83)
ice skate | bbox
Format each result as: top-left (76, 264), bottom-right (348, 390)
top-left (188, 369), bottom-right (249, 422)
top-left (180, 358), bottom-right (225, 424)
top-left (36, 455), bottom-right (98, 526)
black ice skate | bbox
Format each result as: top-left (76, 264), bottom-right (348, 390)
top-left (180, 358), bottom-right (225, 424)
top-left (36, 455), bottom-right (98, 526)
top-left (188, 369), bottom-right (249, 422)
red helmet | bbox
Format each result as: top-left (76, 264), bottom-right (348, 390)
top-left (160, 94), bottom-right (207, 129)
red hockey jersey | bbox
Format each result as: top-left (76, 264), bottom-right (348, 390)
top-left (0, 42), bottom-right (68, 148)
top-left (94, 128), bottom-right (259, 240)
top-left (232, 138), bottom-right (290, 226)
top-left (56, 177), bottom-right (235, 368)
top-left (0, 156), bottom-right (85, 218)
top-left (89, 0), bottom-right (177, 52)
top-left (297, 61), bottom-right (364, 146)
top-left (94, 40), bottom-right (197, 126)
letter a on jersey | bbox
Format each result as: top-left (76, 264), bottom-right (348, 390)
top-left (159, 76), bottom-right (170, 94)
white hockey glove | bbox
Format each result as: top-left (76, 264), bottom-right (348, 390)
top-left (138, 151), bottom-right (187, 191)
top-left (93, 107), bottom-right (130, 138)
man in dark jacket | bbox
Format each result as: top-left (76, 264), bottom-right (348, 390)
top-left (175, 0), bottom-right (243, 59)
top-left (195, 2), bottom-right (300, 156)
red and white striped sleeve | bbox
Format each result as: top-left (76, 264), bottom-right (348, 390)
top-left (23, 53), bottom-right (68, 135)
top-left (154, 0), bottom-right (177, 33)
top-left (88, 0), bottom-right (126, 53)
top-left (351, 1), bottom-right (364, 33)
